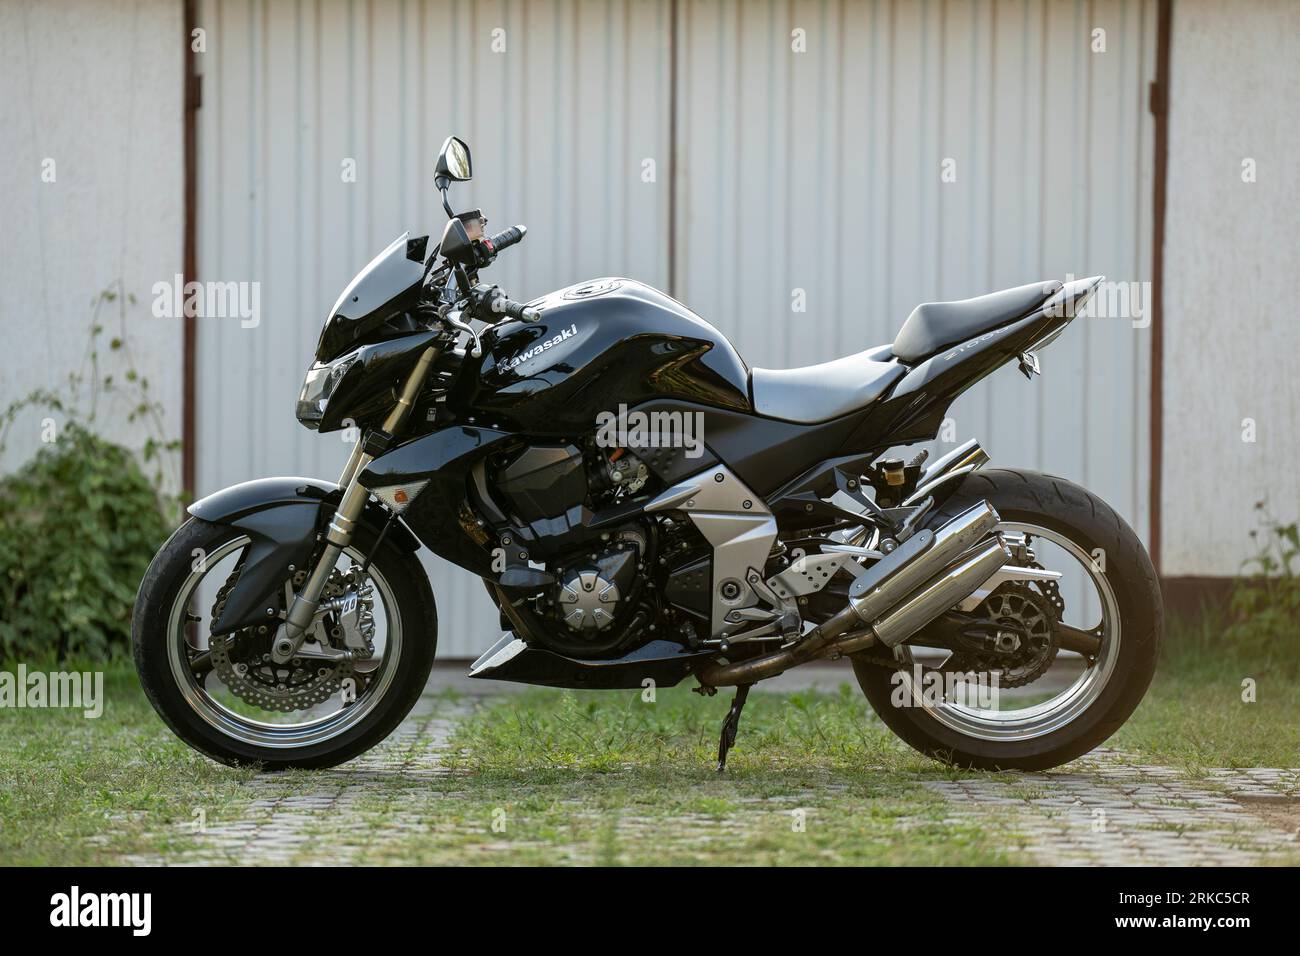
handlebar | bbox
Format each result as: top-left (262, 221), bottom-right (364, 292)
top-left (483, 224), bottom-right (527, 256)
top-left (421, 219), bottom-right (538, 346)
top-left (480, 225), bottom-right (535, 320)
top-left (495, 296), bottom-right (540, 322)
top-left (472, 283), bottom-right (540, 323)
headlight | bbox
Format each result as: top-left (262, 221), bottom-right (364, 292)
top-left (296, 352), bottom-right (359, 426)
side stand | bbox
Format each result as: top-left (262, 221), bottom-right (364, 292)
top-left (716, 683), bottom-right (752, 773)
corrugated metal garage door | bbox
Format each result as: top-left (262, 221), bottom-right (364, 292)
top-left (197, 0), bottom-right (1155, 657)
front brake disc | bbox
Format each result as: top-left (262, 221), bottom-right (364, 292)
top-left (205, 565), bottom-right (361, 713)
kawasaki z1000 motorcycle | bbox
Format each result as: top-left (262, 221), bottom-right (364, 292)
top-left (135, 135), bottom-right (1161, 771)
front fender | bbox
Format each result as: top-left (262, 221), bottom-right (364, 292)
top-left (188, 476), bottom-right (418, 635)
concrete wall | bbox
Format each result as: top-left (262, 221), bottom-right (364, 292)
top-left (1161, 0), bottom-right (1300, 576)
top-left (0, 0), bottom-right (184, 485)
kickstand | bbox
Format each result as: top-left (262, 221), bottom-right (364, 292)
top-left (716, 684), bottom-right (752, 773)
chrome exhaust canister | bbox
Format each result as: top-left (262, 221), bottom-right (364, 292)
top-left (871, 538), bottom-right (1010, 647)
top-left (846, 501), bottom-right (1001, 625)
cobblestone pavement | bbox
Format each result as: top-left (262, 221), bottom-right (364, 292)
top-left (924, 751), bottom-right (1300, 865)
top-left (125, 693), bottom-right (469, 866)
top-left (127, 692), bottom-right (1300, 865)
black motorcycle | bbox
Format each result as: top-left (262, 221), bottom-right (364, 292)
top-left (134, 136), bottom-right (1161, 772)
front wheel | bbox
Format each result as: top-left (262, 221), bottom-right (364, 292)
top-left (133, 516), bottom-right (437, 769)
top-left (853, 468), bottom-right (1161, 771)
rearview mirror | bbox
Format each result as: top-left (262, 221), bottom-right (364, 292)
top-left (435, 136), bottom-right (472, 183)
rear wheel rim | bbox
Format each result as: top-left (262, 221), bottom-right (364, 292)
top-left (165, 534), bottom-right (403, 749)
top-left (892, 521), bottom-right (1120, 743)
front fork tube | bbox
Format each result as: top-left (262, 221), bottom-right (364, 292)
top-left (271, 345), bottom-right (440, 663)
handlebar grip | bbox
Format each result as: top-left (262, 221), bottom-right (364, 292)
top-left (485, 224), bottom-right (527, 254)
top-left (495, 295), bottom-right (540, 323)
top-left (469, 282), bottom-right (541, 323)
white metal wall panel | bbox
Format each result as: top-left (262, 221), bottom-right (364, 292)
top-left (197, 0), bottom-right (1154, 657)
top-left (0, 0), bottom-right (184, 482)
top-left (1161, 0), bottom-right (1300, 576)
top-left (196, 0), bottom-right (671, 656)
top-left (676, 0), bottom-right (1155, 541)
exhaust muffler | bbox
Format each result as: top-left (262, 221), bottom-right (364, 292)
top-left (696, 503), bottom-right (1008, 687)
top-left (871, 539), bottom-right (1008, 646)
top-left (845, 502), bottom-right (1000, 627)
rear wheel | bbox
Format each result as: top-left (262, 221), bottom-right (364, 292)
top-left (133, 516), bottom-right (437, 769)
top-left (853, 468), bottom-right (1161, 771)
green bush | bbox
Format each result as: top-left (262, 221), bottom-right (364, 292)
top-left (1224, 503), bottom-right (1300, 658)
top-left (0, 422), bottom-right (170, 660)
top-left (0, 283), bottom-right (178, 662)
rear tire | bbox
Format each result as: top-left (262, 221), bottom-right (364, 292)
top-left (133, 516), bottom-right (437, 769)
top-left (853, 468), bottom-right (1161, 771)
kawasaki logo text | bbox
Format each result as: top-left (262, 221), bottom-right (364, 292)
top-left (501, 324), bottom-right (579, 371)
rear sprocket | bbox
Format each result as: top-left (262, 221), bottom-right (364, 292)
top-left (945, 582), bottom-right (1060, 688)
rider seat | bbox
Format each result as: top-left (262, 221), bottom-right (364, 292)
top-left (750, 347), bottom-right (905, 424)
top-left (891, 280), bottom-right (1062, 363)
top-left (748, 279), bottom-right (1064, 424)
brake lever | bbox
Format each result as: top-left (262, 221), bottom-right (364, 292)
top-left (442, 309), bottom-right (483, 358)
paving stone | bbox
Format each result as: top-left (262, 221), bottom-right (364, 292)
top-left (921, 758), bottom-right (1300, 865)
top-left (121, 695), bottom-right (471, 866)
top-left (118, 701), bottom-right (1300, 866)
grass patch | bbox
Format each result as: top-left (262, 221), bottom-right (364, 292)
top-left (1111, 612), bottom-right (1300, 772)
top-left (1, 606), bottom-right (1295, 865)
top-left (0, 658), bottom-right (266, 865)
top-left (0, 662), bottom-right (1013, 866)
top-left (395, 684), bottom-right (1011, 866)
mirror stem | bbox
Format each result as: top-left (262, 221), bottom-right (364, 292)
top-left (438, 183), bottom-right (454, 219)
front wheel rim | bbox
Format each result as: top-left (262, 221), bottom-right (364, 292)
top-left (164, 534), bottom-right (403, 750)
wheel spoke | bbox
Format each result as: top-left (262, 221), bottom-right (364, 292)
top-left (1056, 623), bottom-right (1102, 658)
top-left (189, 650), bottom-right (213, 676)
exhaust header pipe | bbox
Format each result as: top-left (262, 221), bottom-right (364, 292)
top-left (697, 502), bottom-right (1008, 687)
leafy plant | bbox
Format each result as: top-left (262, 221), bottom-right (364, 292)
top-left (1224, 502), bottom-right (1300, 655)
top-left (0, 283), bottom-right (179, 661)
top-left (0, 423), bottom-right (171, 659)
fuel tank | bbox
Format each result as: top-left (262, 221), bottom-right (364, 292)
top-left (466, 279), bottom-right (751, 435)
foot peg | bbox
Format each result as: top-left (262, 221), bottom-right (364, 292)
top-left (716, 684), bottom-right (752, 773)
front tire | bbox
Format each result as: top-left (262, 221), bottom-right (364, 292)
top-left (853, 468), bottom-right (1161, 771)
top-left (133, 516), bottom-right (437, 769)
